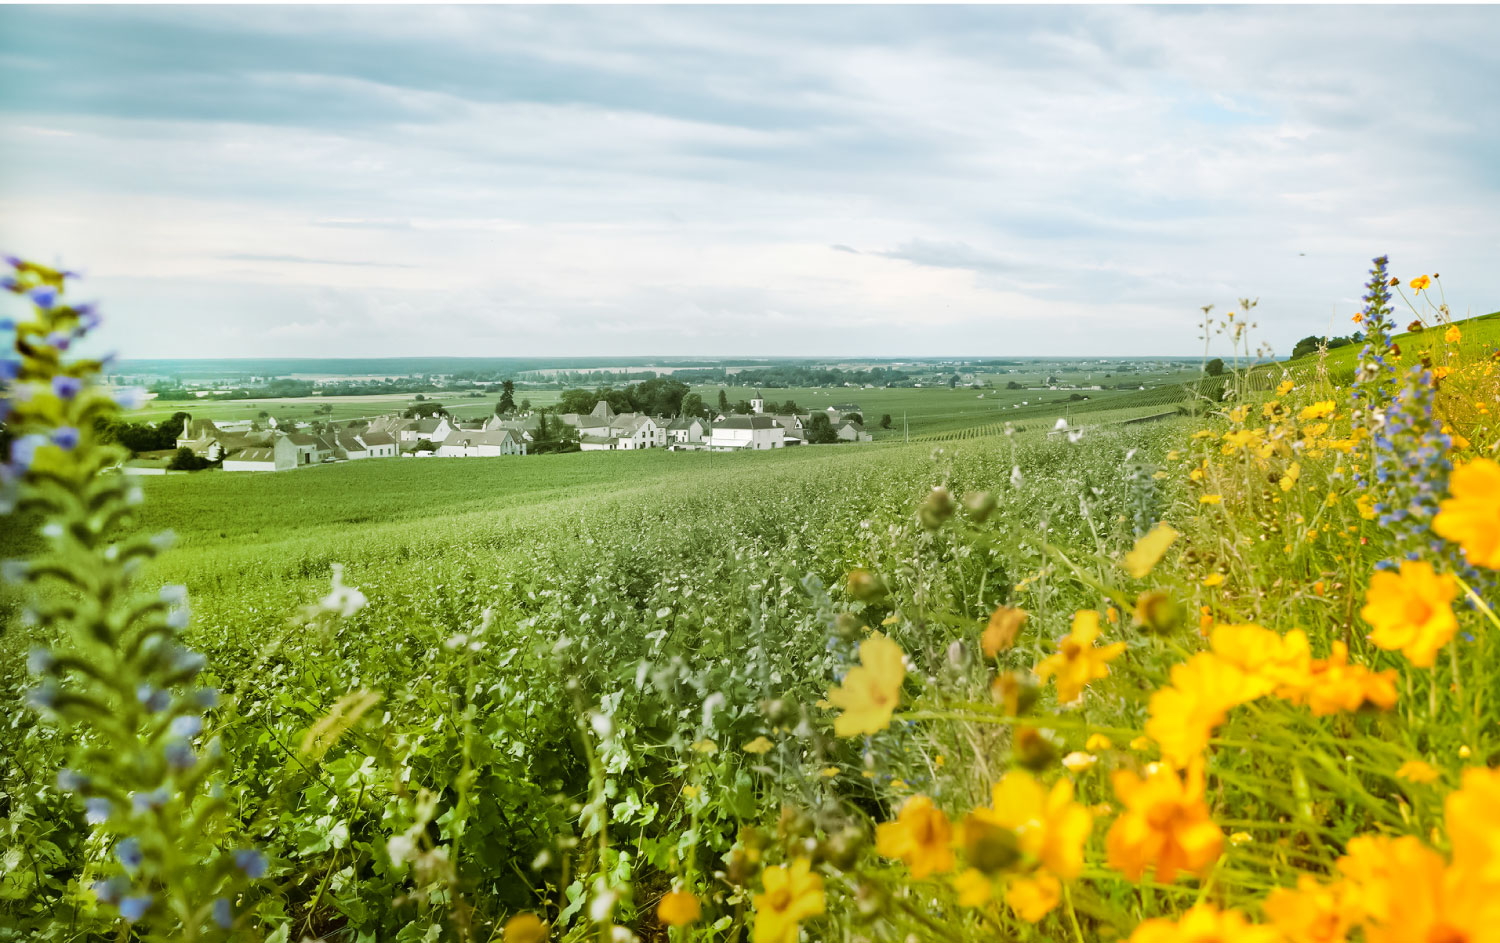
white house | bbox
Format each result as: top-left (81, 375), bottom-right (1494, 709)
top-left (401, 416), bottom-right (453, 445)
top-left (223, 437), bottom-right (299, 472)
top-left (284, 433), bottom-right (331, 466)
top-left (613, 416), bottom-right (662, 449)
top-left (836, 420), bottom-right (873, 442)
top-left (435, 429), bottom-right (527, 457)
top-left (666, 417), bottom-right (707, 447)
top-left (357, 431), bottom-right (398, 458)
top-left (708, 416), bottom-right (785, 451)
top-left (579, 434), bottom-right (619, 451)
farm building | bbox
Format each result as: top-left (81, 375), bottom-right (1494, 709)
top-left (708, 416), bottom-right (785, 451)
top-left (434, 429), bottom-right (527, 457)
top-left (223, 437), bottom-right (299, 472)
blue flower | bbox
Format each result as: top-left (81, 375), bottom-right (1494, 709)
top-left (169, 714), bottom-right (203, 738)
top-left (26, 647), bottom-right (55, 675)
top-left (213, 897), bottom-right (234, 929)
top-left (194, 688), bottom-right (221, 709)
top-left (3, 255), bottom-right (20, 269)
top-left (51, 375), bottom-right (83, 400)
top-left (136, 684), bottom-right (170, 713)
top-left (131, 787), bottom-right (170, 813)
top-left (29, 287), bottom-right (57, 310)
top-left (164, 739), bottom-right (196, 770)
top-left (0, 276), bottom-right (17, 292)
top-left (92, 877), bottom-right (129, 905)
top-left (44, 330), bottom-right (70, 351)
top-left (118, 894), bottom-right (153, 922)
top-left (24, 682), bottom-right (57, 711)
top-left (233, 848), bottom-right (267, 879)
top-left (85, 797), bottom-right (113, 824)
top-left (8, 433), bottom-right (47, 470)
top-left (51, 427), bottom-right (80, 451)
top-left (0, 358), bottom-right (18, 382)
top-left (116, 837), bottom-right (143, 873)
top-left (56, 768), bottom-right (88, 791)
top-left (159, 584), bottom-right (189, 604)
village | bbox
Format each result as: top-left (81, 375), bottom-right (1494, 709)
top-left (147, 392), bottom-right (873, 472)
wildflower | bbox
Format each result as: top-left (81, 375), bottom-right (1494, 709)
top-left (1106, 760), bottom-right (1222, 883)
top-left (119, 895), bottom-right (154, 923)
top-left (742, 736), bottom-right (774, 755)
top-left (213, 898), bottom-right (234, 930)
top-left (85, 797), bottom-right (112, 824)
top-left (875, 795), bottom-right (954, 878)
top-left (1128, 903), bottom-right (1280, 943)
top-left (1263, 874), bottom-right (1355, 943)
top-left (1360, 560), bottom-right (1457, 667)
top-left (1146, 653), bottom-right (1259, 767)
top-left (1446, 324), bottom-right (1462, 343)
top-left (952, 868), bottom-right (992, 906)
top-left (1411, 275), bottom-right (1431, 291)
top-left (826, 632), bottom-right (905, 737)
top-left (1280, 462), bottom-right (1301, 492)
top-left (1356, 493), bottom-right (1377, 521)
top-left (503, 913), bottom-right (549, 943)
top-left (169, 714), bottom-right (203, 738)
top-left (116, 837), bottom-right (144, 873)
top-left (1293, 642), bottom-right (1398, 716)
top-left (1434, 458), bottom-right (1500, 568)
top-left (1447, 766), bottom-right (1500, 881)
top-left (982, 605), bottom-right (1027, 656)
top-left (1395, 760), bottom-right (1440, 784)
top-left (965, 770), bottom-right (1092, 881)
top-left (1035, 610), bottom-right (1125, 704)
top-left (1339, 834), bottom-right (1491, 943)
top-left (1005, 872), bottom-right (1060, 922)
top-left (1199, 494), bottom-right (1223, 505)
top-left (1299, 401), bottom-right (1337, 421)
top-left (1201, 573), bottom-right (1224, 587)
top-left (131, 787), bottom-right (169, 813)
top-left (1062, 751), bottom-right (1097, 773)
top-left (1209, 624), bottom-right (1313, 697)
top-left (233, 848), bottom-right (268, 878)
top-left (1123, 523), bottom-right (1179, 579)
top-left (1086, 734), bottom-right (1113, 751)
top-left (1277, 379), bottom-right (1296, 396)
top-left (657, 890), bottom-right (701, 927)
top-left (29, 286), bottom-right (57, 310)
top-left (51, 375), bottom-right (82, 399)
top-left (752, 858), bottom-right (825, 943)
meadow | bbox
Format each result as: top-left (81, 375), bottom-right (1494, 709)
top-left (4, 258), bottom-right (1500, 943)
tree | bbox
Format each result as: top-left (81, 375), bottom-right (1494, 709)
top-left (168, 447), bottom-right (210, 471)
top-left (843, 412), bottom-right (863, 426)
top-left (519, 398), bottom-right (531, 413)
top-left (717, 389), bottom-right (730, 414)
top-left (679, 392), bottom-right (709, 419)
top-left (733, 400), bottom-right (754, 415)
top-left (804, 413), bottom-right (839, 445)
top-left (497, 380), bottom-right (516, 415)
top-left (1006, 380), bottom-right (1023, 390)
top-left (1204, 358), bottom-right (1225, 377)
top-left (880, 414), bottom-right (893, 429)
top-left (948, 375), bottom-right (959, 388)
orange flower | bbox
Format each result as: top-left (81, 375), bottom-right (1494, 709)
top-left (963, 771), bottom-right (1093, 882)
top-left (1127, 903), bottom-right (1279, 943)
top-left (982, 605), bottom-right (1028, 656)
top-left (502, 914), bottom-right (549, 943)
top-left (1106, 760), bottom-right (1222, 883)
top-left (657, 890), bottom-right (702, 927)
top-left (1005, 872), bottom-right (1061, 923)
top-left (875, 795), bottom-right (954, 878)
top-left (1036, 610), bottom-right (1126, 703)
top-left (827, 633), bottom-right (905, 737)
top-left (1263, 875), bottom-right (1356, 943)
top-left (1448, 766), bottom-right (1500, 883)
top-left (1411, 274), bottom-right (1432, 291)
top-left (1290, 642), bottom-right (1398, 716)
top-left (1445, 324), bottom-right (1462, 343)
top-left (1395, 759), bottom-right (1440, 784)
top-left (1434, 458), bottom-right (1500, 569)
top-left (1146, 652), bottom-right (1258, 767)
top-left (752, 859), bottom-right (825, 943)
top-left (1360, 560), bottom-right (1458, 667)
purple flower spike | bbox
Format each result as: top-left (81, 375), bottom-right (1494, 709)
top-left (10, 433), bottom-right (48, 469)
top-left (233, 848), bottom-right (268, 879)
top-left (0, 359), bottom-right (19, 382)
top-left (44, 331), bottom-right (70, 351)
top-left (3, 255), bottom-right (21, 269)
top-left (51, 427), bottom-right (80, 451)
top-left (85, 797), bottom-right (113, 824)
top-left (93, 877), bottom-right (129, 905)
top-left (0, 276), bottom-right (16, 293)
top-left (52, 375), bottom-right (83, 400)
top-left (116, 837), bottom-right (143, 873)
top-left (29, 287), bottom-right (57, 310)
top-left (213, 897), bottom-right (234, 929)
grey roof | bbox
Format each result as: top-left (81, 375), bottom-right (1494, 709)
top-left (590, 400), bottom-right (616, 420)
top-left (285, 433), bottom-right (322, 447)
top-left (414, 417), bottom-right (444, 434)
top-left (226, 447), bottom-right (277, 462)
top-left (441, 430), bottom-right (516, 447)
top-left (580, 434), bottom-right (618, 445)
top-left (714, 416), bottom-right (779, 430)
top-left (359, 431), bottom-right (396, 446)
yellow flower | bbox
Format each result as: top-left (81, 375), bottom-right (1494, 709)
top-left (1448, 766), bottom-right (1500, 882)
top-left (1355, 493), bottom-right (1377, 521)
top-left (683, 785), bottom-right (700, 799)
top-left (982, 605), bottom-right (1028, 656)
top-left (1360, 560), bottom-right (1458, 667)
top-left (691, 739), bottom-right (718, 754)
top-left (752, 859), bottom-right (825, 943)
top-left (1280, 462), bottom-right (1302, 492)
top-left (1338, 834), bottom-right (1496, 943)
top-left (1201, 573), bottom-right (1224, 587)
top-left (1298, 401), bottom-right (1337, 421)
top-left (1127, 904), bottom-right (1280, 943)
top-left (963, 771), bottom-right (1093, 880)
top-left (1210, 624), bottom-right (1313, 697)
top-left (819, 766), bottom-right (839, 779)
top-left (1352, 311), bottom-right (1365, 324)
top-left (1411, 274), bottom-right (1431, 291)
top-left (1106, 760), bottom-right (1222, 884)
top-left (1086, 734), bottom-right (1114, 751)
top-left (742, 736), bottom-right (775, 755)
top-left (1035, 611), bottom-right (1126, 704)
top-left (1434, 458), bottom-right (1500, 569)
top-left (1199, 494), bottom-right (1223, 505)
top-left (952, 868), bottom-right (992, 907)
top-left (1395, 759), bottom-right (1440, 784)
top-left (1005, 872), bottom-right (1061, 922)
top-left (826, 632), bottom-right (905, 737)
top-left (1124, 523), bottom-right (1180, 579)
top-left (1145, 652), bottom-right (1261, 767)
top-left (1263, 876), bottom-right (1357, 943)
top-left (657, 890), bottom-right (702, 927)
top-left (874, 795), bottom-right (954, 878)
top-left (1277, 379), bottom-right (1296, 396)
top-left (503, 913), bottom-right (549, 943)
top-left (1129, 736), bottom-right (1153, 751)
top-left (1446, 324), bottom-right (1462, 343)
top-left (1291, 642), bottom-right (1398, 716)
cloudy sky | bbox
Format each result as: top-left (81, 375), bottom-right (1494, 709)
top-left (1, 5), bottom-right (1497, 360)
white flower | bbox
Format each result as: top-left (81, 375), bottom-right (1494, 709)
top-left (319, 563), bottom-right (367, 618)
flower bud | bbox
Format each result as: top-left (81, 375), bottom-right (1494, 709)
top-left (963, 490), bottom-right (997, 522)
top-left (1133, 590), bottom-right (1184, 635)
top-left (919, 486), bottom-right (957, 529)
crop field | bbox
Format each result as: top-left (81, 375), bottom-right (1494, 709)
top-left (7, 261), bottom-right (1500, 943)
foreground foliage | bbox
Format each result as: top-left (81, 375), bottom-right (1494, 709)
top-left (2, 255), bottom-right (1498, 943)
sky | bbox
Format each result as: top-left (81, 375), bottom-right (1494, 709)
top-left (1, 4), bottom-right (1498, 360)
